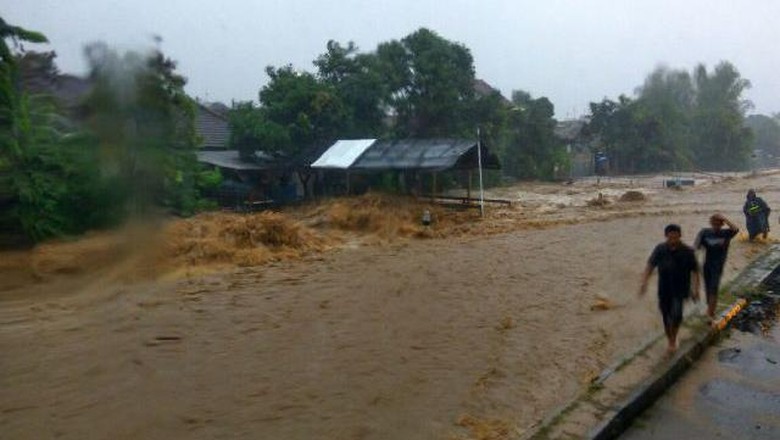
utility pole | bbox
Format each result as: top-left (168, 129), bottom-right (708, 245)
top-left (477, 127), bottom-right (485, 217)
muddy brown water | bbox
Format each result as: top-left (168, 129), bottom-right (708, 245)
top-left (1, 174), bottom-right (779, 439)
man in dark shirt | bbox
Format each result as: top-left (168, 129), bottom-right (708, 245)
top-left (695, 213), bottom-right (739, 321)
top-left (640, 224), bottom-right (700, 355)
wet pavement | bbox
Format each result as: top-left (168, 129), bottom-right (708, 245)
top-left (622, 319), bottom-right (780, 439)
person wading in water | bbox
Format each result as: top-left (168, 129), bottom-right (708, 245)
top-left (743, 189), bottom-right (771, 241)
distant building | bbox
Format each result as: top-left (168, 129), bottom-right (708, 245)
top-left (473, 79), bottom-right (512, 106)
top-left (554, 119), bottom-right (594, 178)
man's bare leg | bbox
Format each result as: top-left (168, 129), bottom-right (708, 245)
top-left (707, 296), bottom-right (717, 321)
top-left (665, 325), bottom-right (679, 355)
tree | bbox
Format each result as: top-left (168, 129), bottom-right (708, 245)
top-left (252, 65), bottom-right (347, 196)
top-left (633, 66), bottom-right (696, 171)
top-left (229, 101), bottom-right (290, 161)
top-left (745, 114), bottom-right (780, 157)
top-left (314, 40), bottom-right (385, 137)
top-left (375, 28), bottom-right (476, 137)
top-left (502, 91), bottom-right (565, 179)
top-left (0, 18), bottom-right (67, 242)
top-left (691, 62), bottom-right (753, 170)
top-left (259, 65), bottom-right (347, 157)
top-left (82, 41), bottom-right (210, 215)
top-left (585, 62), bottom-right (754, 173)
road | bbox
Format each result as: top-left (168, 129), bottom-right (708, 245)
top-left (2, 172), bottom-right (780, 439)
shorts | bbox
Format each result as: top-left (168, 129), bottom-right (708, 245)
top-left (703, 264), bottom-right (723, 301)
top-left (659, 294), bottom-right (684, 328)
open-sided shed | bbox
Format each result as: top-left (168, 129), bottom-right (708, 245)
top-left (311, 138), bottom-right (501, 202)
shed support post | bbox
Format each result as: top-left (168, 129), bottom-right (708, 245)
top-left (467, 170), bottom-right (472, 200)
top-left (431, 172), bottom-right (437, 203)
top-left (346, 171), bottom-right (351, 195)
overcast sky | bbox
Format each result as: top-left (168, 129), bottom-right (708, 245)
top-left (4, 0), bottom-right (779, 118)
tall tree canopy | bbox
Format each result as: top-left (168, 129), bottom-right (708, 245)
top-left (502, 91), bottom-right (565, 179)
top-left (586, 62), bottom-right (753, 173)
top-left (314, 41), bottom-right (384, 138)
top-left (745, 114), bottom-right (780, 157)
top-left (375, 28), bottom-right (476, 137)
top-left (259, 65), bottom-right (347, 157)
top-left (691, 62), bottom-right (753, 170)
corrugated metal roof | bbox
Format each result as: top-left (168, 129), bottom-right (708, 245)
top-left (351, 138), bottom-right (500, 171)
top-left (197, 151), bottom-right (272, 171)
top-left (311, 139), bottom-right (376, 169)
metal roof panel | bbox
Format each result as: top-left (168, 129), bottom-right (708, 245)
top-left (352, 138), bottom-right (478, 170)
top-left (311, 139), bottom-right (377, 169)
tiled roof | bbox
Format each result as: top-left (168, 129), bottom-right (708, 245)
top-left (473, 79), bottom-right (511, 105)
top-left (196, 104), bottom-right (231, 150)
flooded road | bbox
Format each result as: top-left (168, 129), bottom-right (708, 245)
top-left (2, 173), bottom-right (780, 439)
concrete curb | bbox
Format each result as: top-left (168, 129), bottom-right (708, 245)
top-left (586, 298), bottom-right (747, 440)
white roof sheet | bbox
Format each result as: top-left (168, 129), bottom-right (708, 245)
top-left (311, 139), bottom-right (376, 169)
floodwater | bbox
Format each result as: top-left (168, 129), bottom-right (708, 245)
top-left (2, 173), bottom-right (780, 439)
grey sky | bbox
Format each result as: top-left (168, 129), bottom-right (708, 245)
top-left (4, 0), bottom-right (779, 118)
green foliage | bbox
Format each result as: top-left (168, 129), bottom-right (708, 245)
top-left (0, 18), bottom-right (109, 243)
top-left (82, 42), bottom-right (207, 216)
top-left (691, 62), bottom-right (753, 170)
top-left (229, 27), bottom-right (565, 184)
top-left (314, 40), bottom-right (385, 138)
top-left (228, 101), bottom-right (287, 160)
top-left (376, 28), bottom-right (476, 137)
top-left (252, 65), bottom-right (347, 158)
top-left (502, 91), bottom-right (566, 179)
top-left (585, 62), bottom-right (753, 173)
top-left (1, 56), bottom-right (123, 241)
top-left (745, 114), bottom-right (780, 157)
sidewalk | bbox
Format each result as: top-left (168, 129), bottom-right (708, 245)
top-left (622, 323), bottom-right (780, 439)
top-left (523, 244), bottom-right (780, 440)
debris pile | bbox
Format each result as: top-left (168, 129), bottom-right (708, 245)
top-left (164, 211), bottom-right (335, 267)
top-left (586, 192), bottom-right (611, 207)
top-left (619, 190), bottom-right (647, 202)
top-left (301, 193), bottom-right (479, 239)
top-left (731, 295), bottom-right (780, 334)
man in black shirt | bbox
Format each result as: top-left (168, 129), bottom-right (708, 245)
top-left (695, 214), bottom-right (739, 321)
top-left (640, 224), bottom-right (700, 355)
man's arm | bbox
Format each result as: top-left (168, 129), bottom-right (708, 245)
top-left (690, 250), bottom-right (701, 302)
top-left (694, 229), bottom-right (704, 250)
top-left (715, 213), bottom-right (740, 233)
top-left (639, 264), bottom-right (654, 296)
top-left (722, 216), bottom-right (739, 232)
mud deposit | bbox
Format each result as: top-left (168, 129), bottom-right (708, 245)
top-left (2, 173), bottom-right (780, 439)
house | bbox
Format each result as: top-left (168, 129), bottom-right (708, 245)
top-left (473, 79), bottom-right (512, 106)
top-left (554, 119), bottom-right (593, 178)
